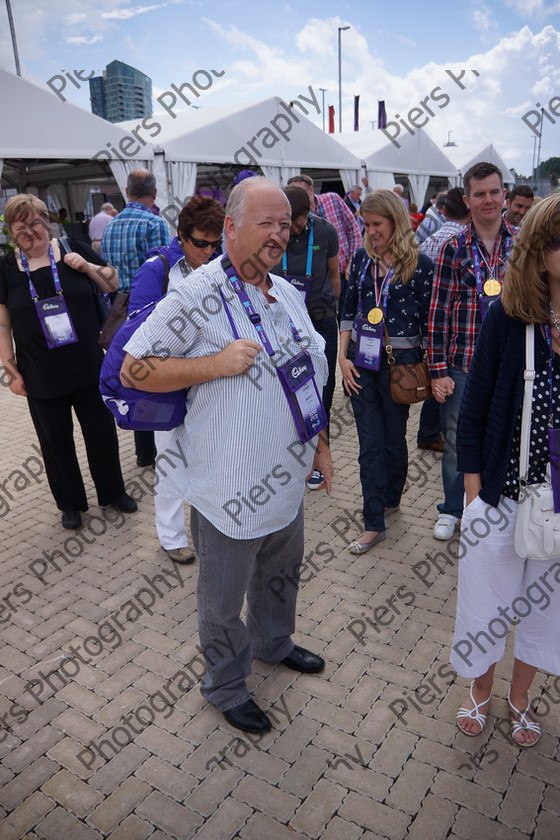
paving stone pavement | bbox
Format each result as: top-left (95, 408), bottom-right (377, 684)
top-left (0, 381), bottom-right (558, 840)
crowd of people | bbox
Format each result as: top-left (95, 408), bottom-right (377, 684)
top-left (1, 165), bottom-right (558, 745)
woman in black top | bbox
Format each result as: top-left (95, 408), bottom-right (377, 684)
top-left (0, 194), bottom-right (137, 529)
top-left (339, 189), bottom-right (433, 553)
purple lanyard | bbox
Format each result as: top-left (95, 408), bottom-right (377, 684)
top-left (221, 256), bottom-right (302, 357)
top-left (20, 245), bottom-right (63, 300)
top-left (357, 257), bottom-right (393, 318)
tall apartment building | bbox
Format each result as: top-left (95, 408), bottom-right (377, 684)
top-left (89, 60), bottom-right (152, 123)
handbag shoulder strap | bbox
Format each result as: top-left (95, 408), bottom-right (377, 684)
top-left (519, 323), bottom-right (535, 482)
top-left (383, 322), bottom-right (394, 363)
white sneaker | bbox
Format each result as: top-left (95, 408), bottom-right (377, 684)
top-left (433, 514), bottom-right (460, 540)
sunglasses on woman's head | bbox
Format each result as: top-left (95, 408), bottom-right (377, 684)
top-left (188, 235), bottom-right (221, 249)
top-left (546, 237), bottom-right (560, 252)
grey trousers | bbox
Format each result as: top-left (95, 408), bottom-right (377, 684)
top-left (190, 503), bottom-right (303, 711)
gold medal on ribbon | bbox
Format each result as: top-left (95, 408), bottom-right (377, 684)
top-left (483, 278), bottom-right (501, 297)
top-left (368, 307), bottom-right (383, 325)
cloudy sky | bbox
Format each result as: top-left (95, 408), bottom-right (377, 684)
top-left (1, 0), bottom-right (559, 174)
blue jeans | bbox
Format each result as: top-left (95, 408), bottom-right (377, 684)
top-left (338, 274), bottom-right (347, 325)
top-left (438, 368), bottom-right (467, 518)
top-left (417, 397), bottom-right (442, 445)
top-left (349, 348), bottom-right (414, 532)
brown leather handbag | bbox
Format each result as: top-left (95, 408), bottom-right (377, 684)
top-left (384, 326), bottom-right (432, 404)
top-left (98, 254), bottom-right (170, 350)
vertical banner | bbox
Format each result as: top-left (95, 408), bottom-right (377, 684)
top-left (378, 101), bottom-right (387, 130)
top-left (328, 105), bottom-right (335, 134)
top-left (354, 95), bottom-right (360, 131)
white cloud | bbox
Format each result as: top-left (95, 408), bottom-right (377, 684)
top-left (65, 34), bottom-right (102, 45)
top-left (502, 0), bottom-right (546, 14)
top-left (101, 0), bottom-right (191, 19)
top-left (102, 4), bottom-right (161, 20)
top-left (471, 8), bottom-right (499, 38)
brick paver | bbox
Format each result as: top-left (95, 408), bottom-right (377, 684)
top-left (1, 379), bottom-right (557, 839)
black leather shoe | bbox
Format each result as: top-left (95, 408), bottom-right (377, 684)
top-left (62, 510), bottom-right (81, 529)
top-left (112, 492), bottom-right (138, 513)
top-left (223, 699), bottom-right (272, 733)
top-left (281, 645), bottom-right (325, 673)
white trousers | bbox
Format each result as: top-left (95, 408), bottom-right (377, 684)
top-left (451, 494), bottom-right (560, 679)
top-left (154, 493), bottom-right (189, 550)
top-left (154, 430), bottom-right (188, 550)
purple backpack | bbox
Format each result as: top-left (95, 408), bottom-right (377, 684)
top-left (99, 256), bottom-right (187, 431)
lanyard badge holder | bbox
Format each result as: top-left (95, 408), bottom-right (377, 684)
top-left (282, 217), bottom-right (314, 302)
top-left (21, 246), bottom-right (78, 350)
top-left (544, 323), bottom-right (560, 512)
top-left (220, 256), bottom-right (327, 443)
top-left (354, 258), bottom-right (393, 371)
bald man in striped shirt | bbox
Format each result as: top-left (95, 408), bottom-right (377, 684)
top-left (122, 177), bottom-right (333, 734)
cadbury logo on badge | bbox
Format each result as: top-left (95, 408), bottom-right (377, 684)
top-left (292, 365), bottom-right (307, 378)
top-left (288, 356), bottom-right (310, 384)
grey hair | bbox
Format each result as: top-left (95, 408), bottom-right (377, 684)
top-left (101, 202), bottom-right (114, 211)
top-left (349, 184), bottom-right (362, 192)
top-left (226, 176), bottom-right (283, 225)
top-left (127, 168), bottom-right (156, 199)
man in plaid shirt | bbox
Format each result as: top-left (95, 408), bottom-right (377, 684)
top-left (102, 168), bottom-right (170, 469)
top-left (101, 168), bottom-right (170, 292)
top-left (428, 162), bottom-right (516, 540)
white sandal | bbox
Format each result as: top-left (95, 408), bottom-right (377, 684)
top-left (456, 681), bottom-right (492, 736)
top-left (508, 692), bottom-right (541, 748)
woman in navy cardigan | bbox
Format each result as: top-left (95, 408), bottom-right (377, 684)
top-left (453, 193), bottom-right (560, 747)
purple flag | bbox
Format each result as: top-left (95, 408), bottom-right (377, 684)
top-left (378, 100), bottom-right (387, 130)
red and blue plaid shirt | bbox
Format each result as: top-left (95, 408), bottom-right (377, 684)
top-left (428, 218), bottom-right (516, 377)
top-left (314, 193), bottom-right (362, 273)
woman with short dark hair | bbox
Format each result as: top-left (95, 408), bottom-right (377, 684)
top-left (128, 195), bottom-right (226, 564)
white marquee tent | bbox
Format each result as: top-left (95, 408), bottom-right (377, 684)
top-left (336, 129), bottom-right (459, 207)
top-left (119, 97), bottom-right (364, 212)
top-left (0, 67), bottom-right (152, 217)
top-left (443, 143), bottom-right (516, 187)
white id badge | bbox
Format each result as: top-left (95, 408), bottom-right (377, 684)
top-left (36, 295), bottom-right (78, 349)
top-left (355, 317), bottom-right (383, 370)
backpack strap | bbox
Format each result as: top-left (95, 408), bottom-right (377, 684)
top-left (156, 253), bottom-right (171, 296)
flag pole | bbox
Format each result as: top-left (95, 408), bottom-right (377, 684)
top-left (5, 0), bottom-right (21, 76)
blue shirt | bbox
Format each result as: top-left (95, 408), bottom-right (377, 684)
top-left (101, 202), bottom-right (170, 292)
